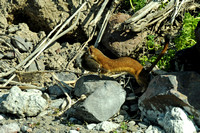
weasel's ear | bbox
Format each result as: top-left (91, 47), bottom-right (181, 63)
top-left (89, 45), bottom-right (95, 48)
top-left (88, 46), bottom-right (94, 55)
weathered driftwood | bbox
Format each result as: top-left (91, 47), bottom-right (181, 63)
top-left (118, 0), bottom-right (194, 32)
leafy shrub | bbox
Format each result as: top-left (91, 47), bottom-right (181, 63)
top-left (139, 12), bottom-right (200, 70)
top-left (129, 0), bottom-right (147, 12)
top-left (174, 12), bottom-right (200, 50)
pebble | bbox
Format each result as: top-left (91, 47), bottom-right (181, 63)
top-left (4, 50), bottom-right (15, 59)
top-left (48, 85), bottom-right (65, 97)
top-left (69, 130), bottom-right (79, 133)
top-left (21, 125), bottom-right (33, 132)
top-left (8, 25), bottom-right (19, 33)
top-left (122, 105), bottom-right (129, 111)
top-left (126, 93), bottom-right (137, 100)
top-left (145, 125), bottom-right (165, 133)
top-left (127, 121), bottom-right (137, 132)
top-left (138, 122), bottom-right (148, 129)
top-left (0, 114), bottom-right (5, 120)
top-left (0, 52), bottom-right (4, 59)
top-left (128, 121), bottom-right (136, 126)
top-left (95, 121), bottom-right (120, 132)
top-left (50, 98), bottom-right (65, 109)
top-left (113, 115), bottom-right (125, 123)
top-left (12, 35), bottom-right (33, 52)
top-left (86, 123), bottom-right (97, 130)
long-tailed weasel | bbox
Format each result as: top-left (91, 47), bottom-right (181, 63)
top-left (81, 36), bottom-right (169, 92)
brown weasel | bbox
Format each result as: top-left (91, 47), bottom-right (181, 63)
top-left (81, 36), bottom-right (169, 92)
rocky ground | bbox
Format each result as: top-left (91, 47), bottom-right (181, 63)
top-left (0, 0), bottom-right (200, 133)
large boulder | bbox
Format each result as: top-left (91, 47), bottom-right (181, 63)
top-left (102, 13), bottom-right (147, 57)
top-left (0, 86), bottom-right (48, 117)
top-left (72, 75), bottom-right (126, 123)
top-left (139, 71), bottom-right (200, 126)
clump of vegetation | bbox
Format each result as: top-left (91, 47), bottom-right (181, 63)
top-left (174, 13), bottom-right (200, 50)
top-left (139, 12), bottom-right (200, 70)
top-left (188, 115), bottom-right (194, 120)
top-left (120, 122), bottom-right (128, 130)
top-left (129, 0), bottom-right (147, 12)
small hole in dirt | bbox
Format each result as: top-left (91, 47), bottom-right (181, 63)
top-left (8, 9), bottom-right (52, 33)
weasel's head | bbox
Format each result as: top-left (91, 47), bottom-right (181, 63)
top-left (88, 46), bottom-right (104, 62)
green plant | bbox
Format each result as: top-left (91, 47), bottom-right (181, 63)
top-left (120, 122), bottom-right (128, 130)
top-left (188, 115), bottom-right (194, 120)
top-left (174, 13), bottom-right (200, 50)
top-left (66, 121), bottom-right (74, 127)
top-left (159, 0), bottom-right (169, 10)
top-left (129, 0), bottom-right (147, 12)
top-left (140, 34), bottom-right (167, 69)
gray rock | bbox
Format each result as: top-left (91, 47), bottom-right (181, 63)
top-left (0, 86), bottom-right (48, 117)
top-left (127, 121), bottom-right (137, 132)
top-left (72, 75), bottom-right (126, 122)
top-left (128, 121), bottom-right (136, 126)
top-left (86, 123), bottom-right (97, 130)
top-left (145, 125), bottom-right (165, 133)
top-left (55, 72), bottom-right (77, 81)
top-left (74, 75), bottom-right (113, 97)
top-left (0, 114), bottom-right (5, 121)
top-left (12, 35), bottom-right (33, 52)
top-left (0, 13), bottom-right (7, 29)
top-left (48, 85), bottom-right (68, 97)
top-left (113, 115), bottom-right (125, 123)
top-left (27, 61), bottom-right (38, 71)
top-left (139, 71), bottom-right (200, 126)
top-left (0, 123), bottom-right (20, 133)
top-left (95, 121), bottom-right (120, 132)
top-left (126, 93), bottom-right (137, 100)
top-left (0, 52), bottom-right (4, 59)
top-left (27, 60), bottom-right (45, 71)
top-left (102, 13), bottom-right (147, 57)
top-left (122, 105), bottom-right (129, 111)
top-left (48, 73), bottom-right (76, 97)
top-left (7, 25), bottom-right (19, 33)
top-left (21, 125), bottom-right (32, 133)
top-left (49, 98), bottom-right (65, 109)
top-left (4, 50), bottom-right (14, 59)
top-left (69, 130), bottom-right (79, 133)
top-left (36, 59), bottom-right (45, 70)
top-left (157, 107), bottom-right (196, 133)
top-left (138, 122), bottom-right (148, 129)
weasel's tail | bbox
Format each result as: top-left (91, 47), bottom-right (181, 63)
top-left (146, 35), bottom-right (170, 72)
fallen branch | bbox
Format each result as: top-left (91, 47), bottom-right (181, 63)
top-left (52, 73), bottom-right (72, 116)
top-left (117, 0), bottom-right (193, 32)
top-left (0, 78), bottom-right (44, 90)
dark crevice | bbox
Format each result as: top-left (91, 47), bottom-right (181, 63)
top-left (9, 9), bottom-right (52, 33)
